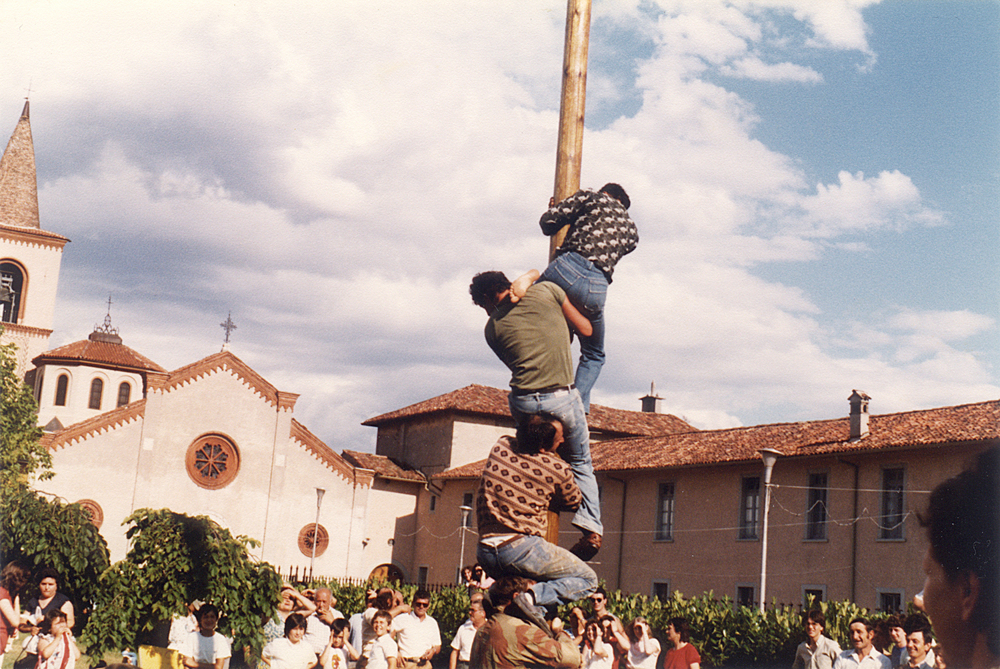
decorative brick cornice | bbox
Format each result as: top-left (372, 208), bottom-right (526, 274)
top-left (0, 223), bottom-right (69, 249)
top-left (290, 419), bottom-right (355, 482)
top-left (159, 351), bottom-right (286, 408)
top-left (277, 391), bottom-right (300, 411)
top-left (42, 400), bottom-right (146, 451)
top-left (0, 322), bottom-right (52, 338)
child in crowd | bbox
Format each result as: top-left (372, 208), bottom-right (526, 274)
top-left (178, 604), bottom-right (232, 669)
top-left (321, 618), bottom-right (359, 669)
top-left (365, 611), bottom-right (397, 669)
top-left (37, 609), bottom-right (79, 669)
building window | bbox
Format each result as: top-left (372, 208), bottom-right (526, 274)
top-left (185, 433), bottom-right (241, 489)
top-left (461, 491), bottom-right (474, 527)
top-left (803, 586), bottom-right (826, 607)
top-left (117, 382), bottom-right (131, 407)
top-left (0, 262), bottom-right (25, 324)
top-left (298, 524), bottom-right (329, 557)
top-left (805, 472), bottom-right (828, 540)
top-left (75, 499), bottom-right (104, 529)
top-left (736, 584), bottom-right (756, 609)
top-left (429, 495), bottom-right (437, 512)
top-left (656, 482), bottom-right (675, 541)
top-left (54, 374), bottom-right (69, 406)
top-left (88, 378), bottom-right (104, 410)
top-left (652, 581), bottom-right (672, 602)
top-left (417, 566), bottom-right (429, 585)
top-left (880, 467), bottom-right (905, 540)
top-left (739, 476), bottom-right (761, 540)
top-left (878, 590), bottom-right (903, 613)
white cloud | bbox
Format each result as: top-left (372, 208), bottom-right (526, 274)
top-left (720, 56), bottom-right (823, 82)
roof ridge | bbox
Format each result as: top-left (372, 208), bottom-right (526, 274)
top-left (162, 351), bottom-right (282, 407)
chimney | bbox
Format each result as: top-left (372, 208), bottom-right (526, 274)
top-left (848, 390), bottom-right (871, 441)
top-left (640, 381), bottom-right (662, 413)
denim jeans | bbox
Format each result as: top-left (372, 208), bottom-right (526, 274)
top-left (477, 534), bottom-right (598, 607)
top-left (539, 252), bottom-right (608, 413)
top-left (508, 387), bottom-right (602, 536)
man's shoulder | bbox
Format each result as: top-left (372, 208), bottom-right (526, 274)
top-left (524, 281), bottom-right (565, 304)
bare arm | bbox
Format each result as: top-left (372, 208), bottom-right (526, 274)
top-left (288, 587), bottom-right (317, 614)
top-left (449, 648), bottom-right (458, 669)
top-left (561, 298), bottom-right (592, 337)
top-left (61, 600), bottom-right (75, 631)
top-left (0, 596), bottom-right (20, 629)
top-left (509, 270), bottom-right (540, 303)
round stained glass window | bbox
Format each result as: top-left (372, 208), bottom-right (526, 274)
top-left (186, 434), bottom-right (240, 489)
top-left (298, 524), bottom-right (329, 558)
top-left (76, 499), bottom-right (104, 528)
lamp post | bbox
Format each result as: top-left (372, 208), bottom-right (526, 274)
top-left (458, 505), bottom-right (473, 583)
top-left (311, 487), bottom-right (326, 579)
top-left (758, 448), bottom-right (781, 613)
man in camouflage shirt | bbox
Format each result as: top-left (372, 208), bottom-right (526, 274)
top-left (536, 183), bottom-right (638, 414)
top-left (470, 576), bottom-right (580, 669)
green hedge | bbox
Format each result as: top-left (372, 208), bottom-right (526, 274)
top-left (309, 580), bottom-right (891, 667)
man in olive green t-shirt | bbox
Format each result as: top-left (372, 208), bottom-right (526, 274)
top-left (470, 271), bottom-right (603, 561)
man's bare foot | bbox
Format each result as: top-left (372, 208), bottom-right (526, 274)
top-left (509, 270), bottom-right (540, 303)
top-left (570, 531), bottom-right (602, 561)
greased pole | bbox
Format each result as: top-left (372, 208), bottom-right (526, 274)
top-left (547, 0), bottom-right (592, 545)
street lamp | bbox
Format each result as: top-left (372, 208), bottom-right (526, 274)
top-left (458, 505), bottom-right (473, 583)
top-left (311, 488), bottom-right (326, 579)
top-left (758, 448), bottom-right (782, 613)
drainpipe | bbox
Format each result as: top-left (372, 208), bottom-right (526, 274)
top-left (605, 474), bottom-right (627, 590)
top-left (839, 457), bottom-right (860, 603)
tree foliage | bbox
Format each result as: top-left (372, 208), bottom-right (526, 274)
top-left (81, 509), bottom-right (282, 660)
top-left (0, 335), bottom-right (50, 491)
top-left (0, 334), bottom-right (110, 625)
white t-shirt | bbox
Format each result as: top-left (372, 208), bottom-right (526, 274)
top-left (179, 631), bottom-right (232, 665)
top-left (366, 635), bottom-right (398, 669)
top-left (391, 612), bottom-right (441, 659)
top-left (322, 647), bottom-right (349, 669)
top-left (262, 637), bottom-right (316, 669)
top-left (449, 620), bottom-right (477, 663)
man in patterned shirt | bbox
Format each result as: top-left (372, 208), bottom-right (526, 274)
top-left (475, 413), bottom-right (598, 633)
top-left (533, 183), bottom-right (638, 415)
top-left (470, 576), bottom-right (581, 669)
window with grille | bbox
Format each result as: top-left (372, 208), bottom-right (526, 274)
top-left (656, 482), bottom-right (675, 541)
top-left (880, 467), bottom-right (905, 540)
top-left (739, 476), bottom-right (760, 540)
top-left (806, 472), bottom-right (828, 540)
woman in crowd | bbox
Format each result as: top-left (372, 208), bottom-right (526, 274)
top-left (598, 615), bottom-right (630, 669)
top-left (1, 563), bottom-right (29, 665)
top-left (625, 617), bottom-right (660, 669)
top-left (36, 609), bottom-right (79, 669)
top-left (258, 585), bottom-right (317, 668)
top-left (17, 567), bottom-right (76, 669)
top-left (582, 620), bottom-right (614, 669)
top-left (179, 604), bottom-right (232, 669)
top-left (261, 613), bottom-right (316, 669)
top-left (662, 617), bottom-right (700, 669)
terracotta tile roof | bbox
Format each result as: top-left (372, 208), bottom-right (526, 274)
top-left (290, 419), bottom-right (355, 482)
top-left (434, 399), bottom-right (1000, 479)
top-left (41, 400), bottom-right (146, 451)
top-left (362, 384), bottom-right (694, 437)
top-left (35, 337), bottom-right (166, 373)
top-left (342, 450), bottom-right (426, 483)
top-left (592, 399), bottom-right (1000, 472)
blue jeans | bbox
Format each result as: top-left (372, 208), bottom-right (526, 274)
top-left (539, 252), bottom-right (608, 413)
top-left (508, 387), bottom-right (602, 536)
top-left (478, 534), bottom-right (598, 607)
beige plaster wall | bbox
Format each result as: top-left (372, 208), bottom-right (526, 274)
top-left (35, 363), bottom-right (144, 428)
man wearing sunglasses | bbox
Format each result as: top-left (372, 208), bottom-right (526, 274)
top-left (391, 590), bottom-right (441, 669)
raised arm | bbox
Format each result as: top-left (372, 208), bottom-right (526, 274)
top-left (561, 298), bottom-right (593, 337)
top-left (509, 270), bottom-right (540, 303)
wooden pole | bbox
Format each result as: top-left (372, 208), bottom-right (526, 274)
top-left (548, 0), bottom-right (592, 260)
top-left (546, 0), bottom-right (592, 545)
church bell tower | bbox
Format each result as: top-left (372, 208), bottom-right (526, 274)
top-left (0, 101), bottom-right (69, 378)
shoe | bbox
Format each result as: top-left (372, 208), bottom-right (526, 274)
top-left (570, 531), bottom-right (602, 561)
top-left (513, 591), bottom-right (553, 636)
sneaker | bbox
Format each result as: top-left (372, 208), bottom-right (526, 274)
top-left (570, 531), bottom-right (602, 561)
top-left (513, 591), bottom-right (553, 636)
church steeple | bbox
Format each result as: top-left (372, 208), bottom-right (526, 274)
top-left (0, 100), bottom-right (41, 229)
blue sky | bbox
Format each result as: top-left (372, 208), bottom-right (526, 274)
top-left (2, 0), bottom-right (997, 453)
